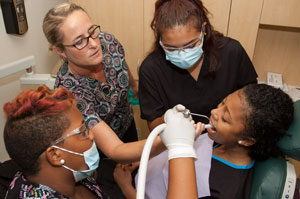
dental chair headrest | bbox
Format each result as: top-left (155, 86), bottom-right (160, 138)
top-left (250, 100), bottom-right (300, 199)
top-left (278, 100), bottom-right (300, 161)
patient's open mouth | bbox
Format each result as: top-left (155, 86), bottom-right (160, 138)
top-left (207, 123), bottom-right (217, 134)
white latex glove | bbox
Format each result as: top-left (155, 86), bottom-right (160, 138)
top-left (160, 107), bottom-right (196, 160)
top-left (164, 104), bottom-right (192, 123)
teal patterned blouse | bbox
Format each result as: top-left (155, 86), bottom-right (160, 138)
top-left (54, 32), bottom-right (133, 138)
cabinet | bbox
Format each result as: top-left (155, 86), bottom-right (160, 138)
top-left (71, 0), bottom-right (300, 86)
top-left (226, 0), bottom-right (300, 86)
top-left (253, 26), bottom-right (300, 86)
top-left (202, 0), bottom-right (231, 35)
top-left (253, 0), bottom-right (300, 86)
top-left (260, 0), bottom-right (300, 28)
top-left (227, 0), bottom-right (263, 59)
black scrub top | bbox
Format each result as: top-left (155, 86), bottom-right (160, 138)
top-left (139, 36), bottom-right (258, 123)
top-left (200, 157), bottom-right (254, 199)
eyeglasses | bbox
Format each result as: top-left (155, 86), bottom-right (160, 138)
top-left (52, 122), bottom-right (90, 145)
top-left (63, 25), bottom-right (101, 50)
top-left (159, 32), bottom-right (203, 52)
top-left (33, 122), bottom-right (90, 158)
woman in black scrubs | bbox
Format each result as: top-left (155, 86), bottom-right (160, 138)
top-left (139, 0), bottom-right (258, 131)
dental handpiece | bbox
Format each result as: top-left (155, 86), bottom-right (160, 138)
top-left (183, 109), bottom-right (212, 129)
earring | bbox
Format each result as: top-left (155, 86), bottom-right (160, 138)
top-left (204, 32), bottom-right (207, 36)
top-left (238, 140), bottom-right (243, 145)
top-left (60, 159), bottom-right (65, 164)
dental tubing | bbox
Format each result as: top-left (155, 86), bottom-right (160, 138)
top-left (136, 123), bottom-right (212, 199)
top-left (136, 123), bottom-right (166, 199)
top-left (136, 105), bottom-right (212, 199)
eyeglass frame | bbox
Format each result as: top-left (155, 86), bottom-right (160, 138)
top-left (159, 31), bottom-right (203, 53)
top-left (63, 25), bottom-right (101, 50)
top-left (32, 121), bottom-right (90, 158)
top-left (52, 122), bottom-right (90, 145)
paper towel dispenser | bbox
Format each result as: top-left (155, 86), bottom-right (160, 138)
top-left (0, 0), bottom-right (28, 35)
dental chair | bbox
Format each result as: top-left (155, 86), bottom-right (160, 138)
top-left (251, 100), bottom-right (300, 199)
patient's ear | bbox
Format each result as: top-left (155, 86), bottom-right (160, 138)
top-left (239, 137), bottom-right (256, 147)
top-left (52, 46), bottom-right (67, 60)
top-left (45, 147), bottom-right (64, 166)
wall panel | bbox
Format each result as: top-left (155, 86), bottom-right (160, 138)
top-left (253, 26), bottom-right (300, 86)
top-left (71, 0), bottom-right (143, 79)
top-left (202, 0), bottom-right (231, 35)
top-left (260, 0), bottom-right (300, 28)
top-left (227, 0), bottom-right (263, 59)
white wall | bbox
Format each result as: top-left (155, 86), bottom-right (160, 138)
top-left (0, 0), bottom-right (67, 162)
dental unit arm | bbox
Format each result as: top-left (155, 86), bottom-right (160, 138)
top-left (136, 105), bottom-right (212, 199)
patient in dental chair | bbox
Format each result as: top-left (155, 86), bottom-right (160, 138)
top-left (114, 83), bottom-right (294, 199)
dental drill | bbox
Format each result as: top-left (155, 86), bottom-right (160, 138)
top-left (183, 109), bottom-right (213, 129)
top-left (136, 109), bottom-right (212, 199)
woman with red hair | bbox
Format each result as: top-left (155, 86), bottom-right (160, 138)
top-left (4, 85), bottom-right (110, 198)
top-left (3, 85), bottom-right (167, 198)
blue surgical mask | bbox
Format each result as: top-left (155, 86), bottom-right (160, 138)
top-left (164, 34), bottom-right (204, 70)
top-left (52, 141), bottom-right (100, 182)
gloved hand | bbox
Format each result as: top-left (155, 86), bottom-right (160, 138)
top-left (164, 104), bottom-right (192, 123)
top-left (161, 105), bottom-right (196, 160)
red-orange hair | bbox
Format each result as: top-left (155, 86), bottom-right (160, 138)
top-left (3, 85), bottom-right (75, 175)
top-left (4, 85), bottom-right (74, 120)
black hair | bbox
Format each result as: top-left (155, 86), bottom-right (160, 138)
top-left (241, 84), bottom-right (294, 161)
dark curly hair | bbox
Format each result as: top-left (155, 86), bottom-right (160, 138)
top-left (3, 85), bottom-right (75, 175)
top-left (241, 84), bottom-right (294, 161)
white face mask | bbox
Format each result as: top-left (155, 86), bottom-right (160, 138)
top-left (163, 32), bottom-right (204, 69)
top-left (52, 141), bottom-right (100, 182)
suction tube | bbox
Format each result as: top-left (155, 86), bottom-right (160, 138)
top-left (136, 123), bottom-right (166, 199)
top-left (136, 122), bottom-right (212, 199)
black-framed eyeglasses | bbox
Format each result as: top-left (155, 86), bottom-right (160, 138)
top-left (63, 25), bottom-right (101, 50)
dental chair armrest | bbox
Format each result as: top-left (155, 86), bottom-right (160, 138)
top-left (250, 157), bottom-right (287, 199)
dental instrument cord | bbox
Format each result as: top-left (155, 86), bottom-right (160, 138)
top-left (136, 122), bottom-right (212, 199)
top-left (137, 123), bottom-right (166, 199)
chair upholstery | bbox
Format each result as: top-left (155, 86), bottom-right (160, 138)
top-left (250, 157), bottom-right (287, 198)
top-left (278, 100), bottom-right (300, 161)
top-left (250, 100), bottom-right (300, 199)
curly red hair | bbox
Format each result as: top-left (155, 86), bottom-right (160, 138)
top-left (3, 85), bottom-right (75, 175)
top-left (4, 85), bottom-right (74, 120)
